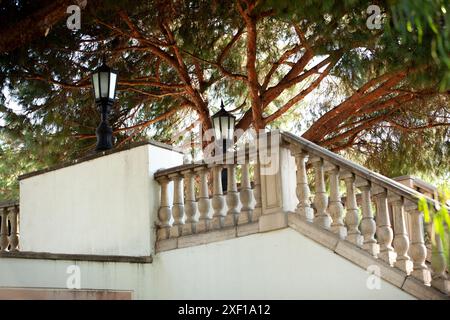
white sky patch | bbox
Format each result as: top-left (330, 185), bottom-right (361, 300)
top-left (1, 87), bottom-right (24, 127)
top-left (2, 88), bottom-right (23, 113)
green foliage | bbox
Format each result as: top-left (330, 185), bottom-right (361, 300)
top-left (389, 0), bottom-right (450, 90)
top-left (341, 93), bottom-right (450, 182)
top-left (0, 0), bottom-right (449, 200)
top-left (362, 127), bottom-right (450, 179)
top-left (418, 187), bottom-right (450, 266)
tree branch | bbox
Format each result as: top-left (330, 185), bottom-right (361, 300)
top-left (264, 61), bottom-right (333, 124)
top-left (261, 44), bottom-right (302, 91)
top-left (218, 27), bottom-right (245, 65)
top-left (0, 0), bottom-right (87, 53)
top-left (303, 69), bottom-right (409, 142)
top-left (262, 55), bottom-right (329, 107)
top-left (237, 0), bottom-right (263, 129)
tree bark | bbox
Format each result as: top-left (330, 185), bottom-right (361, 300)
top-left (0, 0), bottom-right (90, 53)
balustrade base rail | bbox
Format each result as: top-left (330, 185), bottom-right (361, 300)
top-left (157, 208), bottom-right (262, 241)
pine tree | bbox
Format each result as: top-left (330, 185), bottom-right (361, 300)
top-left (0, 0), bottom-right (449, 201)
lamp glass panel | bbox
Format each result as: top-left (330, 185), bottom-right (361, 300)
top-left (229, 117), bottom-right (235, 141)
top-left (109, 73), bottom-right (117, 99)
top-left (213, 117), bottom-right (221, 142)
top-left (220, 116), bottom-right (229, 140)
top-left (100, 72), bottom-right (109, 98)
top-left (92, 73), bottom-right (100, 99)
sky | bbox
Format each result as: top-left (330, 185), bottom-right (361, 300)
top-left (1, 88), bottom-right (23, 127)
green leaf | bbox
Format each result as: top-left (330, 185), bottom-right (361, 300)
top-left (418, 197), bottom-right (431, 223)
top-left (406, 20), bottom-right (413, 32)
top-left (434, 215), bottom-right (446, 244)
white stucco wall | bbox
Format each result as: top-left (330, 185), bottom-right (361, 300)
top-left (0, 228), bottom-right (415, 299)
top-left (19, 144), bottom-right (183, 256)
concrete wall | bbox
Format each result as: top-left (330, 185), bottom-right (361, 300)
top-left (19, 144), bottom-right (183, 256)
top-left (0, 229), bottom-right (415, 299)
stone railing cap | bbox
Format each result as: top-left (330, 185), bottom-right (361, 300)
top-left (0, 200), bottom-right (19, 209)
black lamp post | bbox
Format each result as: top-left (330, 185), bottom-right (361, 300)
top-left (211, 100), bottom-right (236, 191)
top-left (91, 60), bottom-right (118, 151)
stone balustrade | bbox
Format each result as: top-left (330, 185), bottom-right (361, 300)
top-left (282, 132), bottom-right (448, 294)
top-left (154, 153), bottom-right (261, 241)
top-left (0, 201), bottom-right (20, 252)
top-left (155, 131), bottom-right (448, 295)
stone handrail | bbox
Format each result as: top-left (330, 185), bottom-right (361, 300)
top-left (0, 200), bottom-right (20, 252)
top-left (280, 131), bottom-right (448, 295)
top-left (281, 132), bottom-right (441, 207)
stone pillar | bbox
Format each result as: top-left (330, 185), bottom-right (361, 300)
top-left (211, 165), bottom-right (226, 229)
top-left (196, 166), bottom-right (212, 232)
top-left (170, 173), bottom-right (185, 237)
top-left (374, 189), bottom-right (396, 266)
top-left (259, 142), bottom-right (296, 232)
top-left (408, 206), bottom-right (431, 285)
top-left (357, 179), bottom-right (379, 257)
top-left (341, 172), bottom-right (362, 246)
top-left (183, 169), bottom-right (198, 234)
top-left (8, 206), bottom-right (19, 251)
top-left (157, 177), bottom-right (172, 227)
top-left (292, 149), bottom-right (314, 222)
top-left (253, 160), bottom-right (262, 212)
top-left (427, 219), bottom-right (450, 293)
top-left (157, 176), bottom-right (172, 239)
top-left (390, 195), bottom-right (412, 274)
top-left (0, 207), bottom-right (9, 251)
top-left (309, 157), bottom-right (331, 230)
top-left (239, 163), bottom-right (254, 224)
top-left (327, 165), bottom-right (346, 238)
top-left (225, 164), bottom-right (240, 226)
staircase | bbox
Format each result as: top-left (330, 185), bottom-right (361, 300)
top-left (153, 131), bottom-right (449, 299)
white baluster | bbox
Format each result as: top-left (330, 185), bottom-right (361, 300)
top-left (253, 160), bottom-right (262, 217)
top-left (357, 180), bottom-right (379, 257)
top-left (374, 189), bottom-right (396, 266)
top-left (239, 163), bottom-right (254, 224)
top-left (327, 165), bottom-right (346, 238)
top-left (170, 173), bottom-right (184, 237)
top-left (183, 169), bottom-right (198, 234)
top-left (157, 176), bottom-right (172, 240)
top-left (196, 166), bottom-right (212, 232)
top-left (293, 150), bottom-right (314, 222)
top-left (427, 220), bottom-right (449, 293)
top-left (390, 195), bottom-right (412, 274)
top-left (0, 207), bottom-right (9, 251)
top-left (408, 206), bottom-right (431, 285)
top-left (8, 206), bottom-right (19, 252)
top-left (310, 157), bottom-right (331, 229)
top-left (342, 172), bottom-right (362, 246)
top-left (212, 164), bottom-right (226, 228)
top-left (226, 164), bottom-right (239, 226)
